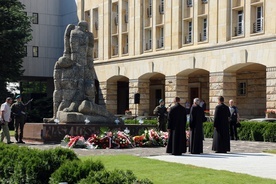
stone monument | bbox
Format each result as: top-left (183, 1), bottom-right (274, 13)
top-left (44, 21), bottom-right (119, 124)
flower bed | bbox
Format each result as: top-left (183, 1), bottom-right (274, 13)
top-left (62, 129), bottom-right (192, 149)
top-left (62, 129), bottom-right (172, 149)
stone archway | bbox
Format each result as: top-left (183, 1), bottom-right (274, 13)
top-left (224, 63), bottom-right (266, 118)
top-left (176, 69), bottom-right (210, 109)
top-left (106, 76), bottom-right (129, 115)
top-left (137, 72), bottom-right (165, 116)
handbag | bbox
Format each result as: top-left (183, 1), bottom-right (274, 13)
top-left (236, 122), bottom-right (241, 128)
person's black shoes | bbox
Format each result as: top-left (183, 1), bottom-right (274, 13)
top-left (16, 141), bottom-right (25, 144)
top-left (7, 141), bottom-right (14, 144)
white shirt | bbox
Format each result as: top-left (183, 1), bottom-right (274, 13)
top-left (1, 102), bottom-right (11, 122)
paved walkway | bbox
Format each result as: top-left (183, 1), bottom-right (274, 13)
top-left (10, 138), bottom-right (276, 180)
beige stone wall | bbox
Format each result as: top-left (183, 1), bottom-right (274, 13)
top-left (266, 67), bottom-right (276, 112)
top-left (236, 71), bottom-right (266, 118)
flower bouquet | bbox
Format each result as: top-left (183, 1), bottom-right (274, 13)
top-left (62, 135), bottom-right (86, 148)
top-left (186, 130), bottom-right (190, 147)
top-left (141, 129), bottom-right (168, 147)
top-left (112, 131), bottom-right (134, 148)
top-left (86, 133), bottom-right (111, 149)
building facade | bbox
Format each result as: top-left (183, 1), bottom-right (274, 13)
top-left (19, 0), bottom-right (78, 97)
top-left (78, 0), bottom-right (276, 118)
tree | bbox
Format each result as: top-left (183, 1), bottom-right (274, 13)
top-left (0, 0), bottom-right (32, 102)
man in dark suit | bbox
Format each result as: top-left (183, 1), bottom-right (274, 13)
top-left (166, 97), bottom-right (187, 155)
top-left (189, 98), bottom-right (207, 154)
top-left (212, 96), bottom-right (231, 153)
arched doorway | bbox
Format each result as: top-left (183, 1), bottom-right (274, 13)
top-left (138, 72), bottom-right (165, 115)
top-left (106, 76), bottom-right (129, 115)
top-left (177, 69), bottom-right (210, 110)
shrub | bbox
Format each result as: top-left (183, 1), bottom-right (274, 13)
top-left (203, 121), bottom-right (276, 142)
top-left (0, 145), bottom-right (79, 184)
top-left (78, 169), bottom-right (153, 184)
top-left (124, 119), bottom-right (157, 125)
top-left (49, 159), bottom-right (104, 184)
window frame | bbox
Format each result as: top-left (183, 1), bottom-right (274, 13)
top-left (237, 10), bottom-right (244, 35)
top-left (32, 13), bottom-right (39, 24)
top-left (32, 46), bottom-right (39, 57)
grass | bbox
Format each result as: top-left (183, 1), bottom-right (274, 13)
top-left (9, 131), bottom-right (15, 136)
top-left (263, 150), bottom-right (276, 154)
top-left (81, 155), bottom-right (275, 184)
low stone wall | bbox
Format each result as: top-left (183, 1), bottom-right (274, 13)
top-left (24, 123), bottom-right (157, 143)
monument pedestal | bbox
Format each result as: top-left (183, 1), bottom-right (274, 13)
top-left (57, 111), bottom-right (117, 124)
top-left (24, 123), bottom-right (156, 143)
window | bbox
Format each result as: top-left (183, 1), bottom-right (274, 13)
top-left (125, 2), bottom-right (129, 23)
top-left (238, 82), bottom-right (247, 96)
top-left (202, 18), bottom-right (207, 41)
top-left (159, 0), bottom-right (164, 14)
top-left (236, 10), bottom-right (244, 35)
top-left (115, 4), bottom-right (119, 26)
top-left (187, 21), bottom-right (192, 43)
top-left (254, 6), bottom-right (263, 33)
top-left (202, 0), bottom-right (208, 3)
top-left (145, 29), bottom-right (152, 50)
top-left (123, 35), bottom-right (129, 54)
top-left (32, 46), bottom-right (38, 57)
top-left (32, 13), bottom-right (38, 24)
top-left (157, 27), bottom-right (164, 48)
top-left (187, 0), bottom-right (193, 7)
top-left (147, 0), bottom-right (152, 18)
top-left (24, 46), bottom-right (27, 57)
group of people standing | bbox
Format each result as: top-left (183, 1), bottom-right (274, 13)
top-left (154, 96), bottom-right (240, 155)
top-left (0, 95), bottom-right (32, 144)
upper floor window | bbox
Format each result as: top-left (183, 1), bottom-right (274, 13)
top-left (236, 10), bottom-right (244, 36)
top-left (159, 0), bottom-right (164, 14)
top-left (147, 0), bottom-right (152, 18)
top-left (187, 0), bottom-right (193, 7)
top-left (32, 13), bottom-right (38, 24)
top-left (200, 18), bottom-right (207, 41)
top-left (187, 21), bottom-right (192, 43)
top-left (32, 46), bottom-right (39, 57)
top-left (24, 46), bottom-right (27, 57)
top-left (253, 6), bottom-right (263, 33)
top-left (157, 27), bottom-right (164, 48)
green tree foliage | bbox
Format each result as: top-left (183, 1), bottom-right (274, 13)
top-left (0, 0), bottom-right (32, 101)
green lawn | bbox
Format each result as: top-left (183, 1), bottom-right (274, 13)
top-left (81, 155), bottom-right (275, 184)
top-left (263, 150), bottom-right (276, 154)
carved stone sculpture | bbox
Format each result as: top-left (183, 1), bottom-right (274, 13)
top-left (44, 21), bottom-right (119, 124)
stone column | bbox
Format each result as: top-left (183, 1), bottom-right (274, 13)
top-left (129, 79), bottom-right (139, 115)
top-left (165, 76), bottom-right (188, 105)
top-left (129, 79), bottom-right (150, 116)
top-left (99, 81), bottom-right (107, 106)
top-left (266, 67), bottom-right (276, 118)
top-left (105, 81), bottom-right (117, 114)
top-left (138, 79), bottom-right (150, 116)
top-left (209, 72), bottom-right (236, 115)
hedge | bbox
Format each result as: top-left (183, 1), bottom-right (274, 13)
top-left (203, 121), bottom-right (276, 142)
top-left (0, 144), bottom-right (79, 184)
top-left (125, 119), bottom-right (276, 142)
top-left (0, 144), bottom-right (152, 184)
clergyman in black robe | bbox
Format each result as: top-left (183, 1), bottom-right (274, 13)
top-left (189, 98), bottom-right (207, 154)
top-left (166, 97), bottom-right (187, 155)
top-left (212, 96), bottom-right (231, 153)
